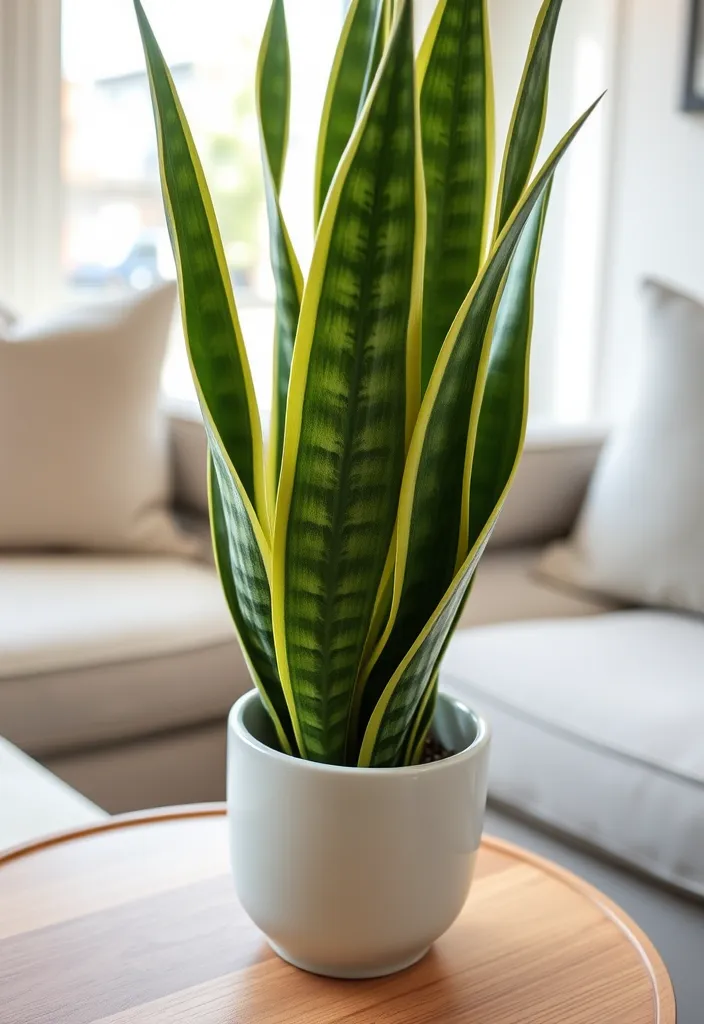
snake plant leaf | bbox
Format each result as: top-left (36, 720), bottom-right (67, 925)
top-left (363, 192), bottom-right (551, 767)
top-left (273, 0), bottom-right (423, 764)
top-left (357, 98), bottom-right (601, 747)
top-left (313, 0), bottom-right (385, 227)
top-left (418, 0), bottom-right (493, 393)
top-left (209, 453), bottom-right (297, 756)
top-left (493, 0), bottom-right (563, 237)
top-left (134, 0), bottom-right (267, 529)
top-left (257, 0), bottom-right (290, 191)
top-left (404, 672), bottom-right (438, 765)
top-left (466, 185), bottom-right (552, 550)
top-left (383, 0), bottom-right (394, 40)
top-left (257, 0), bottom-right (304, 499)
top-left (395, 192), bottom-right (551, 767)
top-left (359, 534), bottom-right (491, 767)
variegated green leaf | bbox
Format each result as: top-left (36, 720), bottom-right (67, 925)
top-left (273, 0), bottom-right (423, 764)
top-left (394, 192), bottom-right (551, 766)
top-left (258, 0), bottom-right (289, 192)
top-left (467, 185), bottom-right (552, 549)
top-left (209, 452), bottom-right (297, 756)
top-left (363, 185), bottom-right (552, 768)
top-left (418, 0), bottom-right (493, 392)
top-left (134, 0), bottom-right (266, 528)
top-left (357, 99), bottom-right (601, 749)
top-left (401, 561), bottom-right (480, 767)
top-left (257, 0), bottom-right (303, 497)
top-left (359, 536), bottom-right (490, 766)
top-left (493, 0), bottom-right (563, 237)
top-left (404, 672), bottom-right (438, 765)
top-left (383, 0), bottom-right (394, 40)
top-left (314, 0), bottom-right (385, 227)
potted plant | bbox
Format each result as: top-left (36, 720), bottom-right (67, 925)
top-left (134, 0), bottom-right (599, 978)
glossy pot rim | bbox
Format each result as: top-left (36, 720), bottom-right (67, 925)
top-left (228, 688), bottom-right (491, 777)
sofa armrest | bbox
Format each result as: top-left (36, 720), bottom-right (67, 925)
top-left (167, 399), bottom-right (209, 516)
top-left (0, 738), bottom-right (106, 852)
top-left (489, 423), bottom-right (606, 549)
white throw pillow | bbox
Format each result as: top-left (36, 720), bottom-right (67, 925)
top-left (539, 279), bottom-right (704, 614)
top-left (0, 284), bottom-right (195, 556)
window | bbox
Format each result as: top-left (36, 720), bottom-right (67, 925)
top-left (1, 0), bottom-right (613, 426)
top-left (61, 0), bottom-right (345, 413)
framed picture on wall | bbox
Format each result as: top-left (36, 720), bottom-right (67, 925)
top-left (683, 0), bottom-right (704, 110)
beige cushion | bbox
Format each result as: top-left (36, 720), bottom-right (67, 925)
top-left (540, 280), bottom-right (704, 614)
top-left (166, 406), bottom-right (607, 543)
top-left (0, 555), bottom-right (250, 756)
top-left (442, 612), bottom-right (704, 895)
top-left (0, 285), bottom-right (194, 555)
top-left (491, 425), bottom-right (605, 549)
top-left (459, 548), bottom-right (618, 629)
top-left (0, 736), bottom-right (105, 851)
top-left (46, 722), bottom-right (227, 815)
top-left (169, 399), bottom-right (209, 515)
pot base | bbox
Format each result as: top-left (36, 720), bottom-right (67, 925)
top-left (269, 941), bottom-right (431, 980)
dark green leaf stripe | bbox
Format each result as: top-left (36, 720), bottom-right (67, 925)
top-left (273, 0), bottom-right (421, 764)
top-left (257, 0), bottom-right (303, 495)
top-left (358, 99), bottom-right (600, 736)
top-left (404, 672), bottom-right (438, 765)
top-left (419, 0), bottom-right (492, 393)
top-left (134, 0), bottom-right (265, 523)
top-left (314, 0), bottom-right (385, 227)
top-left (493, 0), bottom-right (563, 237)
top-left (466, 186), bottom-right (551, 550)
top-left (400, 559), bottom-right (478, 768)
top-left (209, 453), bottom-right (297, 756)
top-left (360, 535), bottom-right (491, 767)
top-left (258, 0), bottom-right (289, 191)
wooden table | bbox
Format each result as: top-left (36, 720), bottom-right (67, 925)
top-left (0, 806), bottom-right (675, 1023)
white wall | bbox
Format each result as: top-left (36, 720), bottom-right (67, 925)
top-left (599, 0), bottom-right (704, 419)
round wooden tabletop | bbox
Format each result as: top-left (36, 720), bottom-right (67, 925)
top-left (0, 805), bottom-right (675, 1024)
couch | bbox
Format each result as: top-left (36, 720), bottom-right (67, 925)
top-left (0, 405), bottom-right (612, 814)
top-left (4, 405), bottom-right (702, 895)
top-left (0, 736), bottom-right (106, 851)
top-left (0, 411), bottom-right (609, 806)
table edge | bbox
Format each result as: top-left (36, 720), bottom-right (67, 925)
top-left (0, 803), bottom-right (675, 1023)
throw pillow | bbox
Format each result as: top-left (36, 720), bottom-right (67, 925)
top-left (539, 278), bottom-right (704, 614)
top-left (0, 284), bottom-right (196, 556)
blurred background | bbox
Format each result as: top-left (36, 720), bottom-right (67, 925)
top-left (60, 0), bottom-right (345, 411)
top-left (1, 0), bottom-right (699, 430)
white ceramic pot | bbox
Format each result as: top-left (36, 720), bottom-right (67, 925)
top-left (227, 689), bottom-right (490, 979)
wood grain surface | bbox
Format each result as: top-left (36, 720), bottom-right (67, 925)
top-left (0, 805), bottom-right (675, 1024)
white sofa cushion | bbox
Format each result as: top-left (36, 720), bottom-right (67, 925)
top-left (442, 612), bottom-right (704, 896)
top-left (0, 547), bottom-right (612, 759)
top-left (459, 549), bottom-right (619, 628)
top-left (490, 425), bottom-right (605, 548)
top-left (0, 285), bottom-right (195, 556)
top-left (0, 556), bottom-right (250, 756)
top-left (541, 279), bottom-right (704, 614)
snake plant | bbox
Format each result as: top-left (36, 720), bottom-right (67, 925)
top-left (134, 0), bottom-right (600, 767)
